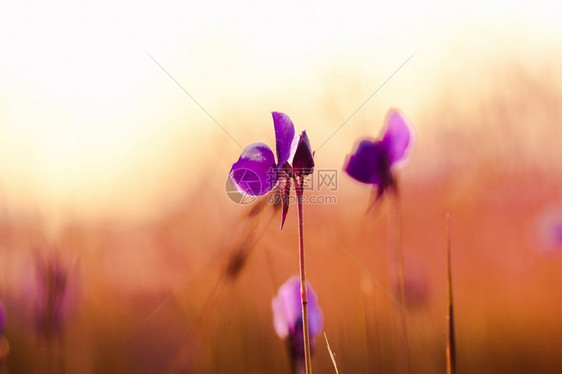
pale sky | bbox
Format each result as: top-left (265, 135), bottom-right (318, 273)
top-left (0, 0), bottom-right (560, 222)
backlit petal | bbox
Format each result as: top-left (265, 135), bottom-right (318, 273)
top-left (344, 140), bottom-right (389, 185)
top-left (229, 142), bottom-right (277, 196)
top-left (271, 276), bottom-right (324, 340)
top-left (381, 109), bottom-right (414, 165)
top-left (272, 112), bottom-right (298, 166)
top-left (292, 131), bottom-right (315, 176)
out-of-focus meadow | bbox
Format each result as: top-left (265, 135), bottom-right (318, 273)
top-left (1, 1), bottom-right (562, 373)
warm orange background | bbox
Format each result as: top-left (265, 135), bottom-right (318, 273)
top-left (1, 1), bottom-right (562, 373)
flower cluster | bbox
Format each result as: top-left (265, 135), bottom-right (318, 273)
top-left (228, 108), bottom-right (414, 373)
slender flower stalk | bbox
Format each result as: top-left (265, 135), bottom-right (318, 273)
top-left (295, 176), bottom-right (312, 373)
top-left (446, 213), bottom-right (456, 374)
top-left (390, 187), bottom-right (410, 374)
top-left (390, 187), bottom-right (406, 305)
top-left (360, 280), bottom-right (380, 373)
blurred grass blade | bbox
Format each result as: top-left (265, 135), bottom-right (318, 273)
top-left (446, 213), bottom-right (456, 374)
top-left (324, 332), bottom-right (340, 374)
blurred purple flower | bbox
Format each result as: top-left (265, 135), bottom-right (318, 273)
top-left (229, 112), bottom-right (314, 228)
top-left (345, 109), bottom-right (414, 202)
top-left (552, 225), bottom-right (562, 246)
top-left (537, 208), bottom-right (562, 254)
top-left (394, 266), bottom-right (429, 309)
top-left (272, 276), bottom-right (323, 362)
top-left (32, 253), bottom-right (77, 340)
top-left (0, 301), bottom-right (5, 335)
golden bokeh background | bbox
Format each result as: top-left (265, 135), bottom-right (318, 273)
top-left (0, 0), bottom-right (562, 373)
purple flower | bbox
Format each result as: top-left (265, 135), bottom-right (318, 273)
top-left (272, 276), bottom-right (324, 361)
top-left (537, 208), bottom-right (562, 254)
top-left (32, 253), bottom-right (77, 340)
top-left (394, 266), bottom-right (429, 308)
top-left (229, 112), bottom-right (314, 228)
top-left (552, 224), bottom-right (562, 247)
top-left (344, 109), bottom-right (414, 201)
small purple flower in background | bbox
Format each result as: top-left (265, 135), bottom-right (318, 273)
top-left (537, 207), bottom-right (562, 254)
top-left (344, 109), bottom-right (414, 203)
top-left (32, 253), bottom-right (78, 341)
top-left (394, 265), bottom-right (429, 309)
top-left (552, 224), bottom-right (562, 247)
top-left (272, 276), bottom-right (323, 371)
top-left (229, 112), bottom-right (314, 228)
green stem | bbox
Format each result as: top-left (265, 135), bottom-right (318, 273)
top-left (295, 176), bottom-right (312, 374)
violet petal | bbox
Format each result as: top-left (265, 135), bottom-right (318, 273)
top-left (229, 142), bottom-right (278, 197)
top-left (271, 276), bottom-right (324, 341)
top-left (381, 109), bottom-right (414, 165)
top-left (272, 276), bottom-right (302, 339)
top-left (306, 284), bottom-right (324, 338)
top-left (272, 112), bottom-right (298, 167)
top-left (344, 140), bottom-right (389, 185)
top-left (292, 131), bottom-right (315, 176)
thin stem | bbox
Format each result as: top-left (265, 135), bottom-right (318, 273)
top-left (446, 213), bottom-right (456, 374)
top-left (361, 283), bottom-right (380, 374)
top-left (391, 184), bottom-right (406, 306)
top-left (290, 354), bottom-right (306, 374)
top-left (295, 176), bottom-right (313, 374)
top-left (390, 185), bottom-right (409, 374)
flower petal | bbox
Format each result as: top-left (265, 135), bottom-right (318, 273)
top-left (292, 131), bottom-right (315, 176)
top-left (381, 109), bottom-right (414, 165)
top-left (344, 139), bottom-right (389, 185)
top-left (306, 283), bottom-right (324, 338)
top-left (272, 112), bottom-right (298, 166)
top-left (271, 276), bottom-right (324, 340)
top-left (272, 276), bottom-right (301, 339)
top-left (229, 142), bottom-right (277, 196)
